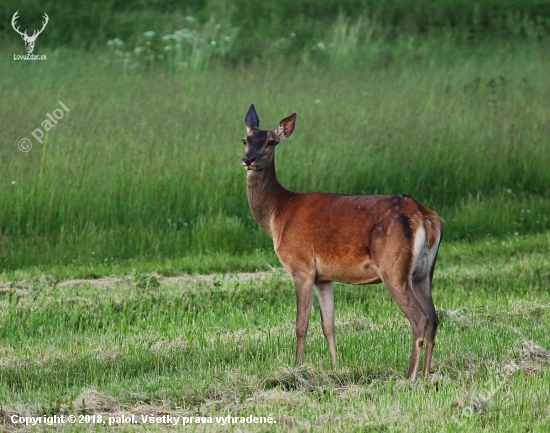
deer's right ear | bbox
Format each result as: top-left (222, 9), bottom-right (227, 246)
top-left (245, 104), bottom-right (260, 134)
top-left (275, 112), bottom-right (297, 140)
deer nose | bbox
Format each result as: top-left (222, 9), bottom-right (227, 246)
top-left (242, 155), bottom-right (256, 166)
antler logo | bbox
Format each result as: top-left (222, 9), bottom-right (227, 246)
top-left (11, 11), bottom-right (49, 54)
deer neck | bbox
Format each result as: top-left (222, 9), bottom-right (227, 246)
top-left (246, 160), bottom-right (291, 238)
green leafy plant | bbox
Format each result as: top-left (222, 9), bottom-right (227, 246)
top-left (106, 16), bottom-right (237, 71)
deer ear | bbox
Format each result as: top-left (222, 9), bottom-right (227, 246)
top-left (245, 104), bottom-right (260, 134)
top-left (275, 113), bottom-right (296, 140)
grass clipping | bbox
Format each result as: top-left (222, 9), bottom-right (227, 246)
top-left (502, 339), bottom-right (550, 376)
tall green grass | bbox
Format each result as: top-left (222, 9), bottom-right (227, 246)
top-left (1, 37), bottom-right (549, 270)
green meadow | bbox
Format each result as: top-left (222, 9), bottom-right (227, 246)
top-left (2, 39), bottom-right (550, 271)
top-left (1, 1), bottom-right (549, 431)
top-left (0, 236), bottom-right (549, 431)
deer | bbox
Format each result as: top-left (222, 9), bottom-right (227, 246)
top-left (241, 104), bottom-right (444, 381)
top-left (11, 11), bottom-right (49, 54)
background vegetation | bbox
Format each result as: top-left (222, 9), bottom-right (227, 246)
top-left (2, 9), bottom-right (550, 271)
top-left (1, 1), bottom-right (550, 272)
top-left (1, 6), bottom-right (550, 259)
top-left (1, 0), bottom-right (550, 52)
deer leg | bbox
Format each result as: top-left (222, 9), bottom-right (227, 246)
top-left (314, 281), bottom-right (337, 366)
top-left (293, 273), bottom-right (314, 365)
top-left (381, 273), bottom-right (430, 382)
top-left (412, 277), bottom-right (439, 378)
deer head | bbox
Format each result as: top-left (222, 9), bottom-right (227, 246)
top-left (11, 11), bottom-right (49, 54)
top-left (242, 104), bottom-right (296, 171)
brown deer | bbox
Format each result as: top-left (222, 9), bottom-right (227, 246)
top-left (241, 104), bottom-right (443, 381)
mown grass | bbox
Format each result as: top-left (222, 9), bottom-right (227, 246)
top-left (1, 37), bottom-right (549, 270)
top-left (0, 234), bottom-right (549, 431)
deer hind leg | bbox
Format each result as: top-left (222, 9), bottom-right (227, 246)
top-left (412, 276), bottom-right (439, 378)
top-left (292, 272), bottom-right (315, 365)
top-left (314, 281), bottom-right (337, 366)
top-left (380, 271), bottom-right (430, 382)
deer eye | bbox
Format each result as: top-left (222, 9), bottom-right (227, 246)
top-left (267, 139), bottom-right (275, 146)
top-left (242, 139), bottom-right (246, 144)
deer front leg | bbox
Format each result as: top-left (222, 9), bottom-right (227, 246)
top-left (293, 272), bottom-right (314, 365)
top-left (314, 281), bottom-right (337, 366)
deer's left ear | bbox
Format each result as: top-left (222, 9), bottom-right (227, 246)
top-left (245, 104), bottom-right (260, 134)
top-left (275, 112), bottom-right (297, 140)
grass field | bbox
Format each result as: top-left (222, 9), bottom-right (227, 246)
top-left (2, 37), bottom-right (550, 271)
top-left (1, 2), bottom-right (550, 430)
top-left (0, 234), bottom-right (549, 431)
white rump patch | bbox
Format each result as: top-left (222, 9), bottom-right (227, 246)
top-left (413, 225), bottom-right (426, 263)
top-left (412, 225), bottom-right (440, 278)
